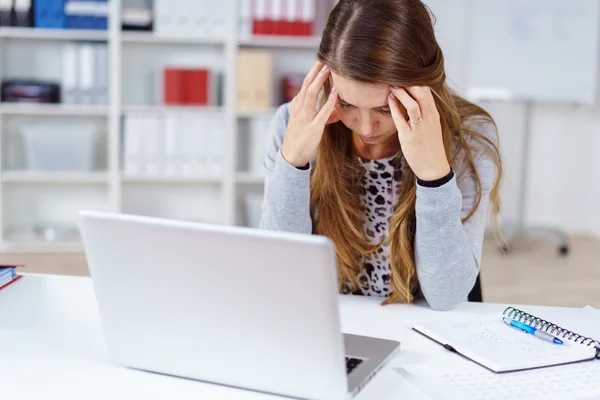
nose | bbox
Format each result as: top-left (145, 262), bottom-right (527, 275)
top-left (358, 114), bottom-right (375, 137)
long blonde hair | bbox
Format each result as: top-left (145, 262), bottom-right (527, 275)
top-left (311, 0), bottom-right (503, 305)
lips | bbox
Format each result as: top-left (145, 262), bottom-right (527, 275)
top-left (359, 135), bottom-right (382, 142)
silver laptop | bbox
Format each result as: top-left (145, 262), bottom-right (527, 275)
top-left (78, 210), bottom-right (400, 400)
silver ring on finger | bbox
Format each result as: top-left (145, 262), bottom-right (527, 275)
top-left (410, 117), bottom-right (423, 124)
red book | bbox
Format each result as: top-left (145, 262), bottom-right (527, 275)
top-left (164, 68), bottom-right (185, 105)
top-left (185, 69), bottom-right (209, 105)
top-left (272, 0), bottom-right (285, 35)
top-left (263, 0), bottom-right (274, 34)
top-left (253, 0), bottom-right (267, 34)
top-left (300, 0), bottom-right (315, 36)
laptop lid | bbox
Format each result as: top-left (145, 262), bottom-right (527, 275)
top-left (78, 210), bottom-right (349, 400)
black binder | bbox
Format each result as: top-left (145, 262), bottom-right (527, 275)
top-left (13, 0), bottom-right (33, 27)
top-left (0, 0), bottom-right (14, 26)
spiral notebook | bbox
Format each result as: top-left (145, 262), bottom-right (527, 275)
top-left (413, 306), bottom-right (600, 373)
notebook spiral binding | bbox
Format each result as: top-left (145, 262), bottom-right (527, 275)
top-left (503, 307), bottom-right (600, 359)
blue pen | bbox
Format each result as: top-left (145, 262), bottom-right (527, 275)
top-left (502, 317), bottom-right (564, 345)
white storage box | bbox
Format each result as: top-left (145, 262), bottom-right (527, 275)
top-left (21, 123), bottom-right (99, 171)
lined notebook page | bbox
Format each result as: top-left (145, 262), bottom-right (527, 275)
top-left (413, 316), bottom-right (597, 372)
top-left (399, 361), bottom-right (600, 400)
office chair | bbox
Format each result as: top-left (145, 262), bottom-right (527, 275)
top-left (468, 274), bottom-right (483, 303)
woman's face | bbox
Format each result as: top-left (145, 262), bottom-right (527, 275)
top-left (330, 71), bottom-right (409, 146)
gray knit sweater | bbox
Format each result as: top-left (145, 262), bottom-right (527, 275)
top-left (259, 102), bottom-right (497, 311)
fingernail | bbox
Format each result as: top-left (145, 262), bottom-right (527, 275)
top-left (389, 91), bottom-right (395, 99)
top-left (391, 85), bottom-right (399, 89)
top-left (322, 65), bottom-right (329, 72)
top-left (331, 86), bottom-right (337, 94)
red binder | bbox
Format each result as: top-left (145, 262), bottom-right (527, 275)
top-left (164, 68), bottom-right (185, 105)
top-left (185, 69), bottom-right (209, 105)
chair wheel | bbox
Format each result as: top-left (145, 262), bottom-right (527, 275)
top-left (559, 245), bottom-right (569, 256)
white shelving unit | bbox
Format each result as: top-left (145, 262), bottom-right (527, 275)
top-left (0, 0), bottom-right (323, 253)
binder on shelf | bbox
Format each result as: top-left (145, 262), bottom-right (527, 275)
top-left (94, 43), bottom-right (108, 105)
top-left (123, 116), bottom-right (145, 176)
top-left (0, 0), bottom-right (14, 26)
top-left (65, 0), bottom-right (108, 30)
top-left (284, 0), bottom-right (296, 35)
top-left (163, 67), bottom-right (210, 106)
top-left (193, 116), bottom-right (208, 176)
top-left (252, 0), bottom-right (267, 34)
top-left (180, 115), bottom-right (196, 176)
top-left (61, 43), bottom-right (79, 104)
top-left (300, 0), bottom-right (315, 36)
top-left (271, 0), bottom-right (283, 35)
top-left (14, 0), bottom-right (33, 26)
top-left (163, 68), bottom-right (185, 105)
top-left (34, 0), bottom-right (66, 29)
top-left (78, 43), bottom-right (95, 104)
top-left (186, 69), bottom-right (209, 105)
top-left (236, 50), bottom-right (273, 109)
top-left (122, 6), bottom-right (152, 31)
top-left (163, 114), bottom-right (180, 176)
top-left (239, 0), bottom-right (251, 38)
top-left (143, 116), bottom-right (162, 175)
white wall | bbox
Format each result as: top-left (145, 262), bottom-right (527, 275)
top-left (485, 102), bottom-right (600, 237)
top-left (424, 0), bottom-right (600, 237)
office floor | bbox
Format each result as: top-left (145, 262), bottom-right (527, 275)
top-left (1, 235), bottom-right (599, 308)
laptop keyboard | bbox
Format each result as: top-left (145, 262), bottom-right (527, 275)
top-left (346, 357), bottom-right (363, 374)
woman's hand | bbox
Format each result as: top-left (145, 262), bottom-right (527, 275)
top-left (388, 86), bottom-right (451, 181)
top-left (281, 60), bottom-right (340, 168)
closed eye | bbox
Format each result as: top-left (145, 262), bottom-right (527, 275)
top-left (338, 101), bottom-right (354, 109)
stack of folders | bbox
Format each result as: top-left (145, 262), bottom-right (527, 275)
top-left (61, 42), bottom-right (108, 105)
top-left (123, 113), bottom-right (225, 178)
top-left (0, 265), bottom-right (23, 291)
top-left (153, 0), bottom-right (233, 39)
top-left (238, 0), bottom-right (333, 37)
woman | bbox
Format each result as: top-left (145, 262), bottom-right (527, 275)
top-left (259, 0), bottom-right (502, 311)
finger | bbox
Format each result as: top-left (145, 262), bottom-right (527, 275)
top-left (314, 86), bottom-right (339, 126)
top-left (388, 91), bottom-right (410, 133)
top-left (391, 86), bottom-right (422, 122)
top-left (298, 60), bottom-right (325, 101)
top-left (326, 108), bottom-right (341, 125)
top-left (305, 64), bottom-right (331, 113)
top-left (405, 86), bottom-right (436, 117)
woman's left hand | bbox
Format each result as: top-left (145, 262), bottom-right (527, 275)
top-left (388, 86), bottom-right (451, 181)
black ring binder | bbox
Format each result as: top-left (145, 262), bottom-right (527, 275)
top-left (503, 307), bottom-right (600, 359)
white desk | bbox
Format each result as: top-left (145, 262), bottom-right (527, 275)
top-left (0, 274), bottom-right (568, 399)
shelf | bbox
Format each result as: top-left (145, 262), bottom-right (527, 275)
top-left (122, 32), bottom-right (226, 46)
top-left (236, 107), bottom-right (278, 118)
top-left (0, 27), bottom-right (108, 41)
top-left (122, 105), bottom-right (224, 115)
top-left (122, 175), bottom-right (222, 184)
top-left (0, 104), bottom-right (109, 117)
top-left (236, 173), bottom-right (265, 184)
top-left (0, 240), bottom-right (84, 253)
top-left (238, 35), bottom-right (321, 49)
top-left (2, 172), bottom-right (109, 184)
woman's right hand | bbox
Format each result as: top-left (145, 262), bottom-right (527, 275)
top-left (281, 60), bottom-right (340, 168)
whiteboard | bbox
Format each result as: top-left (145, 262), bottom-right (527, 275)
top-left (466, 0), bottom-right (600, 104)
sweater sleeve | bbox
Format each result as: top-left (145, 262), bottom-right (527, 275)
top-left (414, 123), bottom-right (498, 311)
top-left (258, 103), bottom-right (313, 234)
